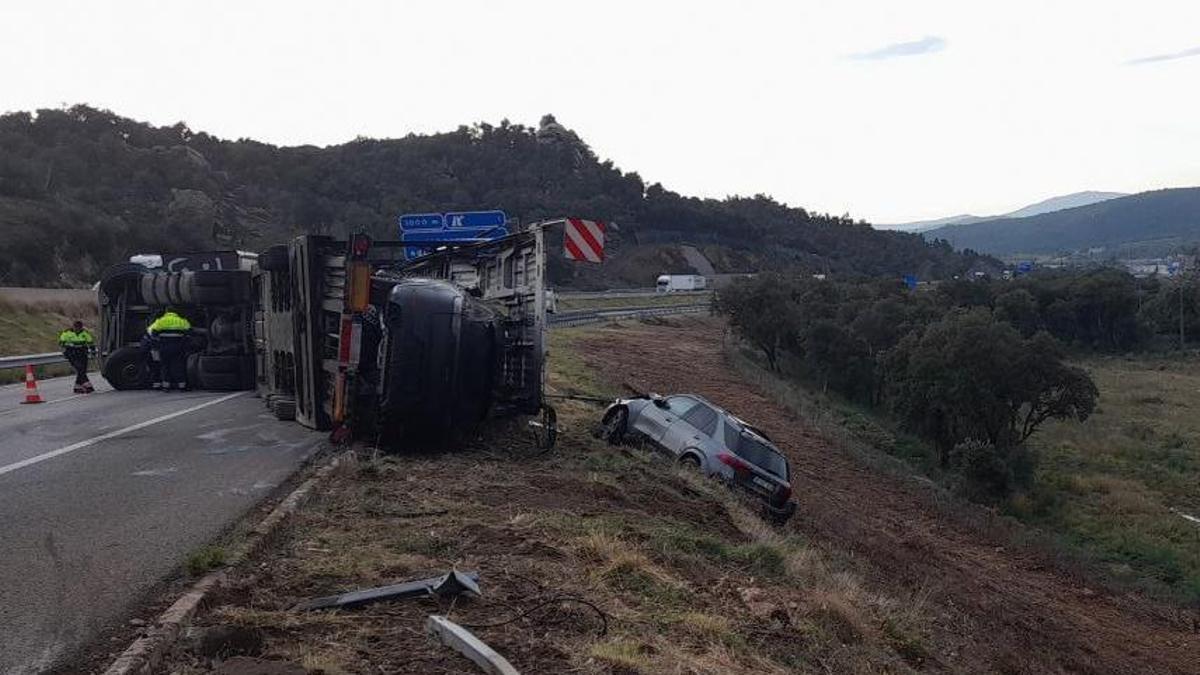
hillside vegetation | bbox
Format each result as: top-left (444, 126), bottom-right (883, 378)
top-left (925, 187), bottom-right (1200, 256)
top-left (716, 270), bottom-right (1200, 603)
top-left (0, 105), bottom-right (988, 288)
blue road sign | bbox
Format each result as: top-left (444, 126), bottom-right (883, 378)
top-left (399, 213), bottom-right (445, 230)
top-left (444, 210), bottom-right (507, 229)
top-left (397, 210), bottom-right (509, 260)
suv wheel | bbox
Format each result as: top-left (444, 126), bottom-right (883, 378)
top-left (599, 407), bottom-right (627, 444)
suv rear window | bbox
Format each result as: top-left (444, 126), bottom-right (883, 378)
top-left (737, 434), bottom-right (789, 480)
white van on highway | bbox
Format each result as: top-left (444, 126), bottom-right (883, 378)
top-left (656, 274), bottom-right (707, 293)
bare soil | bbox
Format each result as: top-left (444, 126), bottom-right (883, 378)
top-left (579, 317), bottom-right (1199, 675)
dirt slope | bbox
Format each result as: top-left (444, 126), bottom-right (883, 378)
top-left (580, 318), bottom-right (1198, 675)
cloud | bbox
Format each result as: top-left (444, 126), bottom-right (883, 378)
top-left (850, 36), bottom-right (946, 61)
top-left (1125, 45), bottom-right (1200, 66)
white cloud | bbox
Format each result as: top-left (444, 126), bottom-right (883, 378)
top-left (849, 36), bottom-right (947, 60)
top-left (1126, 45), bottom-right (1200, 65)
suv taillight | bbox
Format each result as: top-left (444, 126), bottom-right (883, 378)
top-left (717, 453), bottom-right (750, 472)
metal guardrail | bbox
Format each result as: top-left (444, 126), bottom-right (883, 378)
top-left (3, 303), bottom-right (710, 367)
top-left (557, 288), bottom-right (710, 301)
top-left (0, 352), bottom-right (67, 371)
top-left (556, 287), bottom-right (656, 299)
top-left (548, 303), bottom-right (710, 328)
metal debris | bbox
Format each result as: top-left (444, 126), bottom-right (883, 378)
top-left (426, 614), bottom-right (520, 675)
top-left (294, 570), bottom-right (480, 611)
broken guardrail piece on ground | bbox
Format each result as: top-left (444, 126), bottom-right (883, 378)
top-left (293, 570), bottom-right (480, 611)
top-left (426, 614), bottom-right (520, 675)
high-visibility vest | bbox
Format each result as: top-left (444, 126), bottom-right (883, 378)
top-left (59, 329), bottom-right (94, 348)
top-left (147, 312), bottom-right (192, 335)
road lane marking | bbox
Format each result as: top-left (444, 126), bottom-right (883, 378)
top-left (0, 389), bottom-right (115, 417)
top-left (0, 392), bottom-right (247, 477)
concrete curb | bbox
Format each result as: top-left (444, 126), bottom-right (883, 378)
top-left (102, 452), bottom-right (347, 675)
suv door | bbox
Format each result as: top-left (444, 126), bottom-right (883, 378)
top-left (634, 395), bottom-right (697, 444)
top-left (659, 401), bottom-right (720, 461)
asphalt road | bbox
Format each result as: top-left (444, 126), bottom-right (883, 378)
top-left (0, 375), bottom-right (324, 674)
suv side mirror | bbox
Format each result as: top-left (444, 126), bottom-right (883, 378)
top-left (652, 397), bottom-right (668, 409)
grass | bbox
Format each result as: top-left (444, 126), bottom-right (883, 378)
top-left (0, 297), bottom-right (98, 384)
top-left (556, 292), bottom-right (709, 313)
top-left (727, 339), bottom-right (1200, 606)
top-left (1014, 353), bottom-right (1200, 604)
top-left (546, 326), bottom-right (620, 400)
top-left (0, 296), bottom-right (97, 356)
top-left (185, 545), bottom-right (228, 576)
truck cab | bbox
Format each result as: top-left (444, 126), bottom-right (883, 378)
top-left (96, 251), bottom-right (258, 391)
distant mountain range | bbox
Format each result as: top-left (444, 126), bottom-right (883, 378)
top-left (922, 188), bottom-right (1200, 257)
top-left (879, 191), bottom-right (1127, 233)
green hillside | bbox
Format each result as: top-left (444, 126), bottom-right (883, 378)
top-left (0, 105), bottom-right (987, 288)
top-left (925, 188), bottom-right (1200, 257)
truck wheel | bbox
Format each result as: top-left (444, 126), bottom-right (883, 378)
top-left (102, 347), bottom-right (151, 390)
top-left (197, 355), bottom-right (241, 374)
top-left (100, 263), bottom-right (149, 301)
top-left (186, 353), bottom-right (202, 390)
top-left (197, 355), bottom-right (254, 390)
top-left (271, 398), bottom-right (296, 421)
top-left (258, 245), bottom-right (288, 272)
top-left (198, 372), bottom-right (241, 391)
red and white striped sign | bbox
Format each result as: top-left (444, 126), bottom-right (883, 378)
top-left (564, 218), bottom-right (605, 263)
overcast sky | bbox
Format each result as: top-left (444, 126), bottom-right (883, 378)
top-left (2, 0), bottom-right (1198, 223)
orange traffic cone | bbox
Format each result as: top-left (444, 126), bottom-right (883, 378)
top-left (20, 365), bottom-right (44, 404)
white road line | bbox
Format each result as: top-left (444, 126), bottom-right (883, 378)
top-left (0, 392), bottom-right (247, 478)
top-left (0, 389), bottom-right (112, 417)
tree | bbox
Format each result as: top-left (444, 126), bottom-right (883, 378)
top-left (714, 275), bottom-right (798, 371)
top-left (885, 309), bottom-right (1097, 466)
top-left (993, 288), bottom-right (1039, 337)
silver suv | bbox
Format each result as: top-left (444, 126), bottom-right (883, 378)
top-left (598, 394), bottom-right (796, 523)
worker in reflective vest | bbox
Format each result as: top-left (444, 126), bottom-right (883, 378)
top-left (147, 308), bottom-right (192, 390)
top-left (59, 320), bottom-right (95, 394)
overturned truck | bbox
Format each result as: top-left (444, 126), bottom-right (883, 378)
top-left (97, 226), bottom-right (552, 446)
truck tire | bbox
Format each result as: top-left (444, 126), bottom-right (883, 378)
top-left (100, 263), bottom-right (149, 302)
top-left (197, 354), bottom-right (240, 374)
top-left (198, 372), bottom-right (241, 391)
top-left (197, 354), bottom-right (255, 390)
top-left (258, 245), bottom-right (288, 272)
top-left (102, 347), bottom-right (151, 390)
top-left (271, 398), bottom-right (296, 421)
top-left (186, 353), bottom-right (202, 390)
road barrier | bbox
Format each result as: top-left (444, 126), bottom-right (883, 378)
top-left (0, 352), bottom-right (67, 371)
top-left (557, 288), bottom-right (709, 300)
top-left (548, 303), bottom-right (710, 328)
top-left (4, 303), bottom-right (709, 369)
